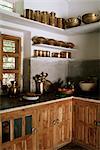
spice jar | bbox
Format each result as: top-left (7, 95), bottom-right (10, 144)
top-left (34, 10), bottom-right (41, 22)
top-left (49, 12), bottom-right (56, 26)
top-left (41, 11), bottom-right (49, 24)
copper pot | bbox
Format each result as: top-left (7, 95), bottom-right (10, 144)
top-left (82, 13), bottom-right (100, 24)
top-left (66, 17), bottom-right (81, 28)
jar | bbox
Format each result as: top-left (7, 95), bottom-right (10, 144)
top-left (49, 12), bottom-right (56, 26)
top-left (41, 11), bottom-right (49, 24)
top-left (34, 10), bottom-right (41, 22)
top-left (32, 11), bottom-right (35, 20)
top-left (24, 9), bottom-right (33, 19)
top-left (57, 18), bottom-right (63, 28)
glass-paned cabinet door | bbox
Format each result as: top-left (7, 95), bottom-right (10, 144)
top-left (3, 39), bottom-right (15, 53)
top-left (3, 73), bottom-right (15, 85)
top-left (3, 57), bottom-right (15, 69)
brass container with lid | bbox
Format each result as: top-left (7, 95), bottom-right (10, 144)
top-left (34, 10), bottom-right (41, 22)
top-left (41, 11), bottom-right (49, 24)
top-left (24, 9), bottom-right (33, 19)
top-left (49, 12), bottom-right (56, 26)
top-left (57, 18), bottom-right (63, 28)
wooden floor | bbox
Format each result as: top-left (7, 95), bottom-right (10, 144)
top-left (59, 143), bottom-right (88, 150)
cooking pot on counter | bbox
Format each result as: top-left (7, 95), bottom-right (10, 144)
top-left (82, 13), bottom-right (100, 24)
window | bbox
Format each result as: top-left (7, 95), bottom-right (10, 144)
top-left (0, 34), bottom-right (21, 86)
top-left (0, 0), bottom-right (13, 12)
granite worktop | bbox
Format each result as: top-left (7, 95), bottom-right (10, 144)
top-left (0, 92), bottom-right (100, 111)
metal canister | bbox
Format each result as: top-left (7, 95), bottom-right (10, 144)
top-left (24, 9), bottom-right (33, 19)
top-left (57, 18), bottom-right (63, 28)
top-left (34, 10), bottom-right (41, 22)
top-left (49, 12), bottom-right (56, 26)
top-left (32, 11), bottom-right (35, 20)
top-left (41, 11), bottom-right (49, 24)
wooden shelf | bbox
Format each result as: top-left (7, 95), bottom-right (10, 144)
top-left (32, 44), bottom-right (76, 51)
top-left (0, 9), bottom-right (100, 35)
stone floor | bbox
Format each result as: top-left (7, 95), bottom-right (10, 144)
top-left (59, 143), bottom-right (88, 150)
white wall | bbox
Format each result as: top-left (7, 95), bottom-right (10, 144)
top-left (68, 31), bottom-right (100, 60)
top-left (24, 0), bottom-right (68, 18)
top-left (67, 0), bottom-right (100, 17)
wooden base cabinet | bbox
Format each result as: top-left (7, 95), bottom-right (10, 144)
top-left (36, 100), bottom-right (72, 150)
top-left (1, 98), bottom-right (100, 150)
top-left (72, 99), bottom-right (100, 150)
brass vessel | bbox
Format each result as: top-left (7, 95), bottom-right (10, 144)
top-left (41, 11), bottom-right (49, 24)
top-left (34, 10), bottom-right (41, 22)
top-left (82, 13), bottom-right (100, 24)
top-left (49, 12), bottom-right (56, 26)
top-left (66, 17), bottom-right (81, 28)
top-left (24, 9), bottom-right (33, 19)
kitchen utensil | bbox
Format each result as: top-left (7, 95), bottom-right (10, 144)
top-left (23, 96), bottom-right (39, 100)
top-left (34, 10), bottom-right (41, 22)
top-left (66, 17), bottom-right (81, 28)
top-left (57, 18), bottom-right (63, 28)
top-left (41, 11), bottom-right (49, 24)
top-left (47, 39), bottom-right (57, 45)
top-left (82, 13), bottom-right (100, 24)
top-left (24, 9), bottom-right (33, 19)
top-left (79, 81), bottom-right (96, 91)
top-left (49, 12), bottom-right (56, 26)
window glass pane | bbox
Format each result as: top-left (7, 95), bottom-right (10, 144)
top-left (2, 121), bottom-right (10, 143)
top-left (3, 40), bottom-right (15, 53)
top-left (25, 115), bottom-right (32, 135)
top-left (14, 118), bottom-right (22, 139)
top-left (3, 57), bottom-right (15, 69)
top-left (3, 73), bottom-right (15, 85)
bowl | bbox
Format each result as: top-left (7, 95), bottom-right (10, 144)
top-left (66, 17), bottom-right (81, 28)
top-left (82, 13), bottom-right (100, 24)
top-left (79, 82), bottom-right (95, 92)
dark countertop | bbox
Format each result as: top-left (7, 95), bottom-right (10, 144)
top-left (0, 92), bottom-right (100, 111)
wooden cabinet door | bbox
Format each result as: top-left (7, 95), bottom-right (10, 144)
top-left (96, 103), bottom-right (100, 150)
top-left (36, 104), bottom-right (54, 150)
top-left (1, 108), bottom-right (37, 150)
top-left (53, 100), bottom-right (72, 149)
top-left (73, 99), bottom-right (100, 150)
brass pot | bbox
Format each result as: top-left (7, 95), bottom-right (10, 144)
top-left (82, 13), bottom-right (100, 24)
top-left (41, 11), bottom-right (49, 24)
top-left (34, 10), bottom-right (41, 22)
top-left (49, 12), bottom-right (56, 26)
top-left (66, 17), bottom-right (81, 28)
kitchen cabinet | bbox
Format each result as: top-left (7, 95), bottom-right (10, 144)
top-left (0, 97), bottom-right (100, 150)
top-left (1, 108), bottom-right (37, 150)
top-left (0, 98), bottom-right (72, 150)
top-left (36, 99), bottom-right (72, 150)
top-left (72, 98), bottom-right (100, 150)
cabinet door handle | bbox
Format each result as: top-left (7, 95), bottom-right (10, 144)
top-left (32, 127), bottom-right (37, 133)
top-left (56, 118), bottom-right (59, 124)
top-left (52, 120), bottom-right (56, 126)
top-left (94, 120), bottom-right (100, 126)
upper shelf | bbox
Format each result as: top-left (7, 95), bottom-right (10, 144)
top-left (0, 9), bottom-right (100, 35)
top-left (32, 44), bottom-right (76, 51)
